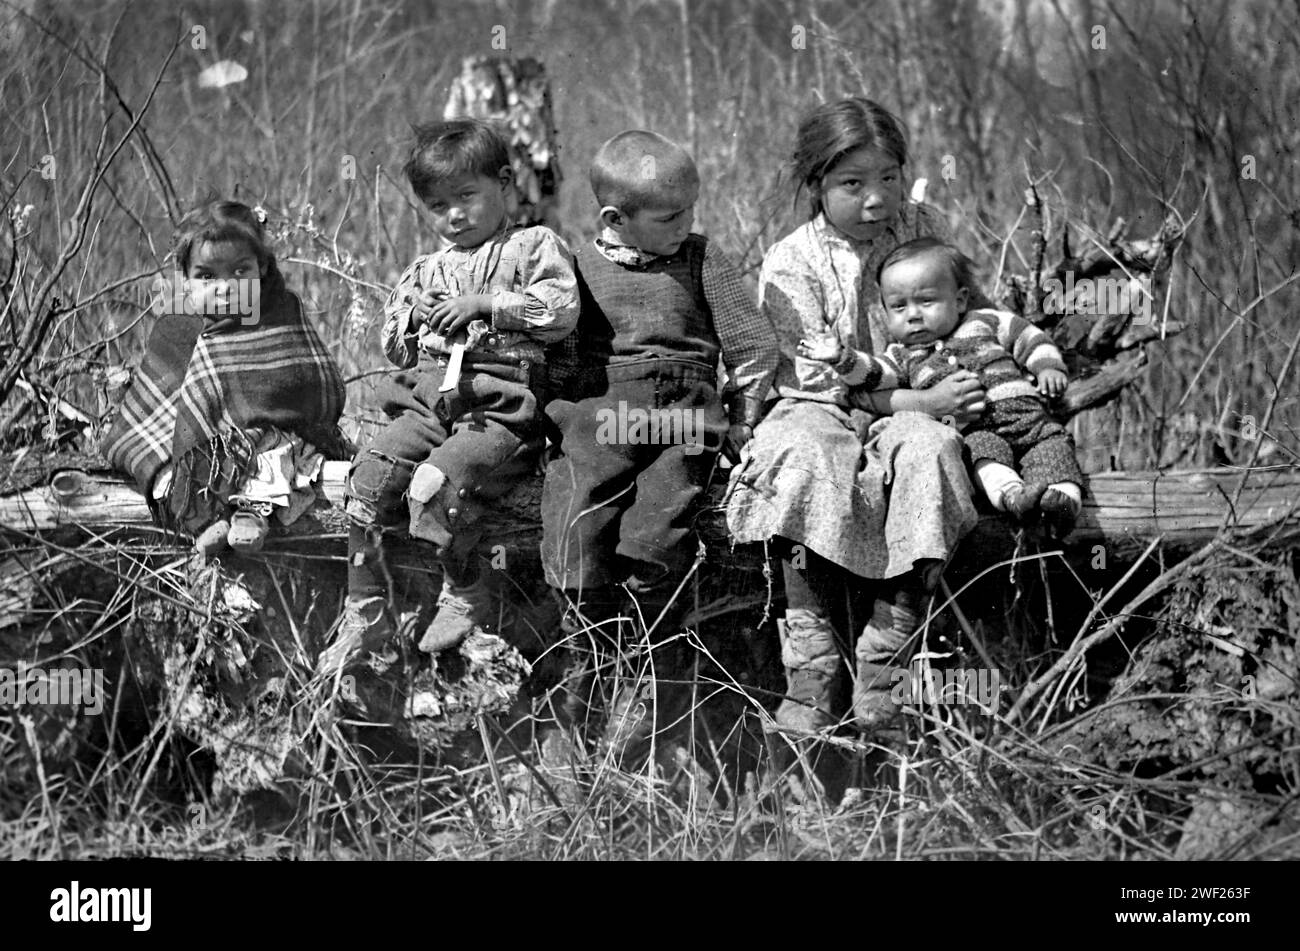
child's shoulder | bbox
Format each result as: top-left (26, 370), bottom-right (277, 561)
top-left (504, 224), bottom-right (572, 254)
top-left (761, 219), bottom-right (825, 273)
top-left (955, 307), bottom-right (1024, 337)
top-left (963, 306), bottom-right (1018, 322)
top-left (398, 249), bottom-right (445, 276)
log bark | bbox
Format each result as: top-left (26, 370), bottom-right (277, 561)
top-left (4, 461), bottom-right (1298, 555)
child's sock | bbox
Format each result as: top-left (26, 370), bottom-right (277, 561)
top-left (973, 460), bottom-right (1022, 511)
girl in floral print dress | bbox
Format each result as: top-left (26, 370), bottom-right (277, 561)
top-left (726, 98), bottom-right (986, 735)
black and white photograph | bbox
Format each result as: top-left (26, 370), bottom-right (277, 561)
top-left (0, 0), bottom-right (1295, 895)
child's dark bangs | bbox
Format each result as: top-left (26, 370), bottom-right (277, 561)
top-left (416, 133), bottom-right (508, 185)
top-left (178, 222), bottom-right (265, 273)
top-left (198, 224), bottom-right (262, 258)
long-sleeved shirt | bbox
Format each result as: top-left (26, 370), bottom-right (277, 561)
top-left (760, 203), bottom-right (952, 406)
top-left (833, 307), bottom-right (1067, 402)
top-left (382, 224), bottom-right (579, 367)
top-left (549, 229), bottom-right (777, 428)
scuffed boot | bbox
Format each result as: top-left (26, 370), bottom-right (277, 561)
top-left (317, 595), bottom-right (394, 675)
top-left (852, 585), bottom-right (924, 732)
top-left (851, 654), bottom-right (903, 730)
top-left (772, 612), bottom-right (841, 734)
top-left (419, 575), bottom-right (494, 653)
top-left (775, 666), bottom-right (839, 733)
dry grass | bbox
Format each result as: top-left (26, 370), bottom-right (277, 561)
top-left (2, 520), bottom-right (1296, 861)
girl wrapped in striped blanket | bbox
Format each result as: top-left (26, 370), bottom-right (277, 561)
top-left (102, 200), bottom-right (348, 555)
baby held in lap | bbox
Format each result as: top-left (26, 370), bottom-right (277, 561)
top-left (801, 236), bottom-right (1084, 537)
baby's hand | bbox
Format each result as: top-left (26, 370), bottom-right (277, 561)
top-left (1037, 368), bottom-right (1068, 398)
top-left (798, 334), bottom-right (843, 364)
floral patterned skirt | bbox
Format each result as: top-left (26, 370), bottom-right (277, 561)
top-left (725, 399), bottom-right (978, 579)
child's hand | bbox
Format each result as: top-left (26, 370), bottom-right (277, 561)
top-left (722, 423), bottom-right (753, 464)
top-left (926, 370), bottom-right (986, 426)
top-left (1037, 368), bottom-right (1068, 399)
top-left (410, 290), bottom-right (444, 328)
top-left (430, 294), bottom-right (490, 337)
top-left (797, 334), bottom-right (843, 364)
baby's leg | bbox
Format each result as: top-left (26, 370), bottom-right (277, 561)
top-left (1017, 421), bottom-right (1085, 536)
top-left (964, 416), bottom-right (1040, 515)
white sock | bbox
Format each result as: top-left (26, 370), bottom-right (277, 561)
top-left (1046, 481), bottom-right (1082, 511)
top-left (974, 460), bottom-right (1022, 511)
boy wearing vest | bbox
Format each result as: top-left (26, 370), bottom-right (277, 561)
top-left (540, 130), bottom-right (777, 757)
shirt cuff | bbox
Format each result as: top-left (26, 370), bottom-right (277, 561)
top-left (834, 349), bottom-right (881, 389)
top-left (490, 290), bottom-right (530, 331)
top-left (1028, 355), bottom-right (1067, 375)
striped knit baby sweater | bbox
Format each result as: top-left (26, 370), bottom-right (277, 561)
top-left (834, 307), bottom-right (1065, 401)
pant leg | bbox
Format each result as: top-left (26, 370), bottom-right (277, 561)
top-left (409, 358), bottom-right (544, 556)
top-left (345, 370), bottom-right (451, 599)
top-left (540, 378), bottom-right (651, 591)
top-left (867, 412), bottom-right (979, 579)
top-left (616, 365), bottom-right (728, 603)
top-left (999, 398), bottom-right (1085, 488)
top-left (964, 425), bottom-right (1017, 469)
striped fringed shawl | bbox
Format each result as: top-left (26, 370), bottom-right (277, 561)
top-left (102, 283), bottom-right (347, 533)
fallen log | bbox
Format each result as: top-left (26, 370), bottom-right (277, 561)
top-left (3, 456), bottom-right (1299, 556)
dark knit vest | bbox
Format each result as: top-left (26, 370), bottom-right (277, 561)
top-left (573, 234), bottom-right (718, 367)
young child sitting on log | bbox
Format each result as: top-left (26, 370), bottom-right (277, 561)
top-left (540, 130), bottom-right (777, 757)
top-left (800, 236), bottom-right (1084, 537)
top-left (102, 200), bottom-right (348, 554)
top-left (319, 118), bottom-right (579, 674)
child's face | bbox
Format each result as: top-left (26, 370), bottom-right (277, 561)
top-left (423, 169), bottom-right (512, 249)
top-left (186, 239), bottom-right (262, 317)
top-left (880, 251), bottom-right (968, 346)
top-left (820, 146), bottom-right (903, 242)
top-left (611, 186), bottom-right (697, 257)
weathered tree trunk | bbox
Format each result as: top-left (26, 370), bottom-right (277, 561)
top-left (3, 458), bottom-right (1298, 557)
